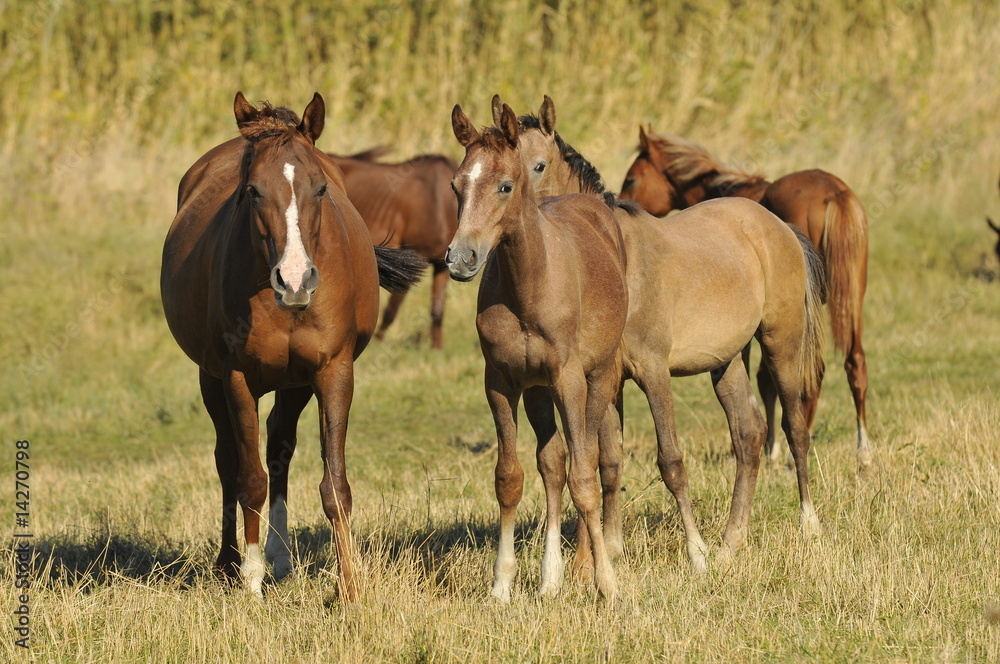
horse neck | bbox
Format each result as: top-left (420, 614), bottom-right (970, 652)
top-left (493, 190), bottom-right (549, 307)
top-left (548, 159), bottom-right (583, 196)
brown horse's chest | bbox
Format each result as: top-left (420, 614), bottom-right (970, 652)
top-left (476, 305), bottom-right (560, 386)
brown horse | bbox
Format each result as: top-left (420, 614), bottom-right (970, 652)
top-left (161, 92), bottom-right (423, 600)
top-left (447, 102), bottom-right (629, 601)
top-left (504, 95), bottom-right (827, 573)
top-left (620, 130), bottom-right (872, 470)
top-left (327, 149), bottom-right (458, 348)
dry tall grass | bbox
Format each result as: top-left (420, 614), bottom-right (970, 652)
top-left (2, 1), bottom-right (999, 662)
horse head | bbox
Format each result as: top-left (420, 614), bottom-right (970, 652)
top-left (445, 102), bottom-right (527, 281)
top-left (618, 125), bottom-right (684, 216)
top-left (234, 91), bottom-right (327, 310)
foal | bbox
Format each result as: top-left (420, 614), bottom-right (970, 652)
top-left (503, 95), bottom-right (827, 574)
top-left (447, 103), bottom-right (628, 601)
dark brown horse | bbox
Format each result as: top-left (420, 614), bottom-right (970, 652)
top-left (620, 130), bottom-right (872, 470)
top-left (327, 149), bottom-right (458, 348)
top-left (505, 95), bottom-right (828, 573)
top-left (447, 102), bottom-right (629, 602)
top-left (161, 92), bottom-right (422, 600)
top-left (493, 95), bottom-right (826, 583)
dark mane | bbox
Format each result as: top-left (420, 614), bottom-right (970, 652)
top-left (237, 102), bottom-right (302, 144)
top-left (644, 133), bottom-right (768, 197)
top-left (518, 114), bottom-right (607, 196)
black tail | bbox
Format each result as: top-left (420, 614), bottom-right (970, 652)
top-left (374, 245), bottom-right (426, 294)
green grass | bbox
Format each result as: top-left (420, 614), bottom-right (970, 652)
top-left (2, 1), bottom-right (1000, 661)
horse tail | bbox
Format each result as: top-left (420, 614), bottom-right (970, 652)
top-left (822, 189), bottom-right (868, 355)
top-left (792, 226), bottom-right (827, 398)
top-left (373, 245), bottom-right (426, 294)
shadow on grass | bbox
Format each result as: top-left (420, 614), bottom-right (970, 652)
top-left (15, 504), bottom-right (685, 596)
top-left (20, 530), bottom-right (208, 590)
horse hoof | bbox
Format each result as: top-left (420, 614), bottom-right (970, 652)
top-left (490, 582), bottom-right (512, 603)
top-left (538, 580), bottom-right (561, 598)
top-left (272, 557), bottom-right (294, 582)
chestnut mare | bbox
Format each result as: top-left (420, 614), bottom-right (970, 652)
top-left (327, 149), bottom-right (458, 348)
top-left (161, 92), bottom-right (423, 601)
top-left (502, 95), bottom-right (827, 574)
top-left (446, 102), bottom-right (629, 602)
top-left (620, 130), bottom-right (872, 470)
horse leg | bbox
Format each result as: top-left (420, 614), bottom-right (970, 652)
top-left (485, 365), bottom-right (523, 602)
top-left (200, 369), bottom-right (241, 582)
top-left (374, 292), bottom-right (406, 341)
top-left (845, 328), bottom-right (872, 470)
top-left (757, 362), bottom-right (782, 464)
top-left (759, 336), bottom-right (821, 539)
top-left (221, 368), bottom-right (266, 598)
top-left (429, 260), bottom-right (448, 350)
top-left (264, 385), bottom-right (313, 581)
top-left (313, 357), bottom-right (359, 601)
top-left (711, 354), bottom-right (767, 561)
top-left (553, 364), bottom-right (618, 602)
top-left (634, 369), bottom-right (708, 574)
top-left (523, 386), bottom-right (566, 597)
top-left (569, 390), bottom-right (626, 584)
top-left (598, 385), bottom-right (625, 560)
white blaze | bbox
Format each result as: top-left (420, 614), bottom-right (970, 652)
top-left (279, 162), bottom-right (309, 291)
top-left (468, 161), bottom-right (483, 182)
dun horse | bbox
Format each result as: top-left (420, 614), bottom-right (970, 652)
top-left (328, 149), bottom-right (458, 348)
top-left (447, 102), bottom-right (629, 601)
top-left (160, 92), bottom-right (423, 600)
top-left (501, 95), bottom-right (827, 574)
top-left (620, 130), bottom-right (872, 469)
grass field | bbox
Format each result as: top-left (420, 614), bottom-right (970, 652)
top-left (2, 1), bottom-right (999, 661)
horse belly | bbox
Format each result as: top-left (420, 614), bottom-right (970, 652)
top-left (663, 286), bottom-right (763, 376)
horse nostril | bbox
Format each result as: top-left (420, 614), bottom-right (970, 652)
top-left (468, 250), bottom-right (477, 266)
top-left (304, 265), bottom-right (319, 291)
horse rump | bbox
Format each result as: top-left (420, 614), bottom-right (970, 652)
top-left (374, 245), bottom-right (427, 294)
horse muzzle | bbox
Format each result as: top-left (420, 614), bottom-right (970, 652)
top-left (445, 244), bottom-right (486, 282)
top-left (271, 261), bottom-right (319, 310)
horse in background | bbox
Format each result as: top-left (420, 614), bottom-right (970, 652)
top-left (499, 94), bottom-right (827, 579)
top-left (620, 130), bottom-right (872, 471)
top-left (161, 92), bottom-right (423, 601)
top-left (327, 149), bottom-right (458, 349)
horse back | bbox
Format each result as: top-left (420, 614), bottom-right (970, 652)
top-left (332, 155), bottom-right (458, 259)
top-left (761, 169), bottom-right (853, 247)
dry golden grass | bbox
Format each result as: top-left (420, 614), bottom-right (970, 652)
top-left (2, 1), bottom-right (999, 662)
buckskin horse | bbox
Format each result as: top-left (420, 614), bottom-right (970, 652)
top-left (327, 149), bottom-right (458, 348)
top-left (620, 129), bottom-right (872, 470)
top-left (501, 95), bottom-right (827, 576)
top-left (160, 92), bottom-right (423, 600)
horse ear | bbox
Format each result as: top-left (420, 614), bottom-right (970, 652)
top-left (234, 91), bottom-right (258, 127)
top-left (491, 94), bottom-right (504, 126)
top-left (299, 92), bottom-right (325, 144)
top-left (638, 124), bottom-right (650, 151)
top-left (539, 95), bottom-right (556, 135)
top-left (499, 103), bottom-right (519, 147)
top-left (452, 105), bottom-right (480, 147)
top-left (988, 217), bottom-right (1000, 235)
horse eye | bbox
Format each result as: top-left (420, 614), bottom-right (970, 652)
top-left (533, 161), bottom-right (546, 173)
top-left (246, 184), bottom-right (262, 199)
top-left (622, 178), bottom-right (635, 191)
top-left (498, 182), bottom-right (513, 195)
top-left (317, 184), bottom-right (328, 197)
